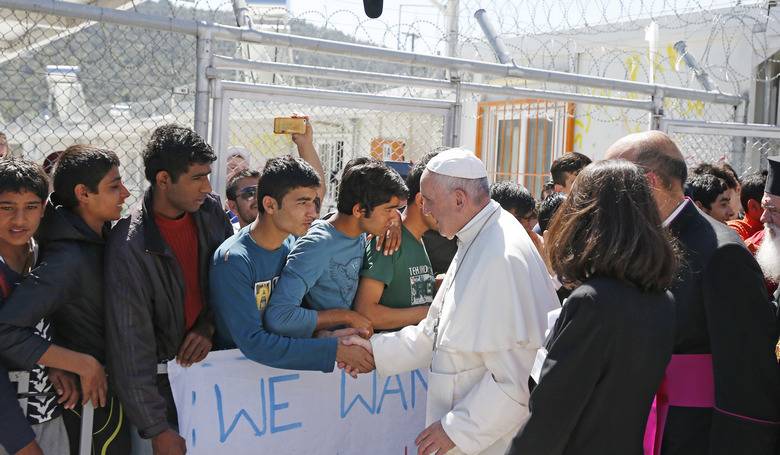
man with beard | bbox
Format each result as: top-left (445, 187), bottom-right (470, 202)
top-left (755, 158), bottom-right (780, 302)
top-left (605, 132), bottom-right (780, 455)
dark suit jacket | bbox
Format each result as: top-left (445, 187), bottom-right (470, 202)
top-left (508, 277), bottom-right (676, 455)
top-left (662, 201), bottom-right (780, 455)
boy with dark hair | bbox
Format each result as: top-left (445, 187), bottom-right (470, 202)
top-left (354, 153), bottom-right (438, 331)
top-left (692, 162), bottom-right (740, 220)
top-left (265, 162), bottom-right (408, 338)
top-left (729, 172), bottom-right (767, 243)
top-left (549, 152), bottom-right (592, 194)
top-left (490, 181), bottom-right (538, 230)
top-left (685, 173), bottom-right (735, 223)
top-left (538, 192), bottom-right (566, 233)
top-left (490, 180), bottom-right (543, 253)
top-left (0, 147), bottom-right (133, 454)
top-left (0, 158), bottom-right (109, 455)
top-left (210, 156), bottom-right (374, 372)
top-left (225, 168), bottom-right (260, 231)
top-left (104, 124), bottom-right (233, 455)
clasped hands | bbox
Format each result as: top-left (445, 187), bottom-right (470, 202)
top-left (315, 327), bottom-right (375, 378)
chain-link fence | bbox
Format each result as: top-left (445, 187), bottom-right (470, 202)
top-left (1, 0), bottom-right (778, 209)
top-left (224, 97), bottom-right (447, 212)
top-left (0, 3), bottom-right (240, 210)
top-left (669, 132), bottom-right (780, 178)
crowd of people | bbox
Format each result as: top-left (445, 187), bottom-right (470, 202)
top-left (0, 118), bottom-right (777, 455)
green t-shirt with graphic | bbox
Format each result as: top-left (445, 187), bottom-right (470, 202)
top-left (360, 225), bottom-right (435, 309)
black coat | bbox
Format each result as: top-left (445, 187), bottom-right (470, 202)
top-left (661, 201), bottom-right (780, 455)
top-left (0, 201), bottom-right (108, 369)
top-left (507, 277), bottom-right (675, 455)
top-left (104, 189), bottom-right (233, 439)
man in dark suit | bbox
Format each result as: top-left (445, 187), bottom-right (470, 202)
top-left (605, 131), bottom-right (780, 455)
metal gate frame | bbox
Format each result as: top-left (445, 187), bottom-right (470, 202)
top-left (660, 118), bottom-right (780, 172)
top-left (208, 79), bottom-right (456, 204)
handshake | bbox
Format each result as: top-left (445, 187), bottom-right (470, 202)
top-left (315, 327), bottom-right (374, 378)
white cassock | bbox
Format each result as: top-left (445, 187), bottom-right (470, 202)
top-left (371, 200), bottom-right (560, 455)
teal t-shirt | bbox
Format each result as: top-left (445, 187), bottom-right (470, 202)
top-left (360, 225), bottom-right (435, 309)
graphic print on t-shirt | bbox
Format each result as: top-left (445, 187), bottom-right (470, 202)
top-left (331, 256), bottom-right (362, 302)
top-left (409, 264), bottom-right (435, 306)
top-left (254, 276), bottom-right (279, 311)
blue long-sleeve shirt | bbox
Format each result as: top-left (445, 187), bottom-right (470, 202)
top-left (209, 227), bottom-right (337, 372)
top-left (264, 220), bottom-right (365, 338)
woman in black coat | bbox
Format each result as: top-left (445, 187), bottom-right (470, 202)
top-left (508, 159), bottom-right (679, 455)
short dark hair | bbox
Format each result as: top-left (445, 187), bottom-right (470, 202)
top-left (257, 156), bottom-right (320, 214)
top-left (406, 152), bottom-right (438, 204)
top-left (0, 158), bottom-right (48, 202)
top-left (490, 181), bottom-right (536, 216)
top-left (685, 173), bottom-right (728, 210)
top-left (53, 145), bottom-right (120, 209)
top-left (337, 162), bottom-right (408, 216)
top-left (692, 163), bottom-right (738, 190)
top-left (343, 156), bottom-right (380, 176)
top-left (546, 160), bottom-right (679, 293)
top-left (143, 124), bottom-right (216, 185)
top-left (226, 169), bottom-right (260, 201)
top-left (550, 152), bottom-right (592, 186)
top-left (538, 192), bottom-right (566, 232)
top-left (740, 172), bottom-right (767, 212)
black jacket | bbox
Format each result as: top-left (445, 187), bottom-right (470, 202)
top-left (662, 201), bottom-right (780, 455)
top-left (104, 188), bottom-right (232, 439)
top-left (508, 277), bottom-right (676, 455)
top-left (0, 201), bottom-right (108, 369)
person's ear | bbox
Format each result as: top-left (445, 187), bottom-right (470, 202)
top-left (553, 183), bottom-right (564, 193)
top-left (454, 189), bottom-right (466, 209)
top-left (155, 170), bottom-right (171, 189)
top-left (74, 183), bottom-right (90, 206)
top-left (352, 202), bottom-right (364, 218)
top-left (262, 195), bottom-right (277, 215)
top-left (414, 192), bottom-right (424, 207)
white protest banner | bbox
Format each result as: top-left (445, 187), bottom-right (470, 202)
top-left (168, 349), bottom-right (428, 454)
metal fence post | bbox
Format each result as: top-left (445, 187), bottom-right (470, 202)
top-left (650, 89), bottom-right (665, 130)
top-left (446, 76), bottom-right (462, 147)
top-left (195, 23), bottom-right (213, 140)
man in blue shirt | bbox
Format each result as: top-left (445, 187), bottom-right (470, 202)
top-left (210, 156), bottom-right (374, 373)
top-left (265, 161), bottom-right (408, 338)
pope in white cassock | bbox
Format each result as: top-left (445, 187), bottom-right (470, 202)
top-left (359, 148), bottom-right (560, 455)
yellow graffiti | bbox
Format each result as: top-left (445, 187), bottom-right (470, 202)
top-left (572, 110), bottom-right (592, 151)
top-left (573, 111), bottom-right (592, 133)
top-left (667, 44), bottom-right (679, 71)
top-left (626, 54), bottom-right (641, 81)
top-left (685, 100), bottom-right (705, 117)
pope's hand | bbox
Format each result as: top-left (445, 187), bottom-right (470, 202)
top-left (336, 336), bottom-right (374, 378)
top-left (415, 421), bottom-right (455, 455)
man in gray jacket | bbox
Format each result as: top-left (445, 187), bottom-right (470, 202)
top-left (105, 125), bottom-right (233, 455)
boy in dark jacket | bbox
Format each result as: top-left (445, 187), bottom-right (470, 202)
top-left (0, 147), bottom-right (132, 454)
top-left (104, 125), bottom-right (232, 455)
top-left (0, 158), bottom-right (107, 454)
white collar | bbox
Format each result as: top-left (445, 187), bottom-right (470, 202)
top-left (455, 200), bottom-right (500, 245)
top-left (662, 199), bottom-right (689, 228)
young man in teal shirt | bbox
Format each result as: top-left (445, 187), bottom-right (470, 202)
top-left (264, 162), bottom-right (409, 338)
top-left (354, 153), bottom-right (438, 331)
top-left (210, 156), bottom-right (374, 373)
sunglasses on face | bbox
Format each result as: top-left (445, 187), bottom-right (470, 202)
top-left (237, 186), bottom-right (256, 200)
